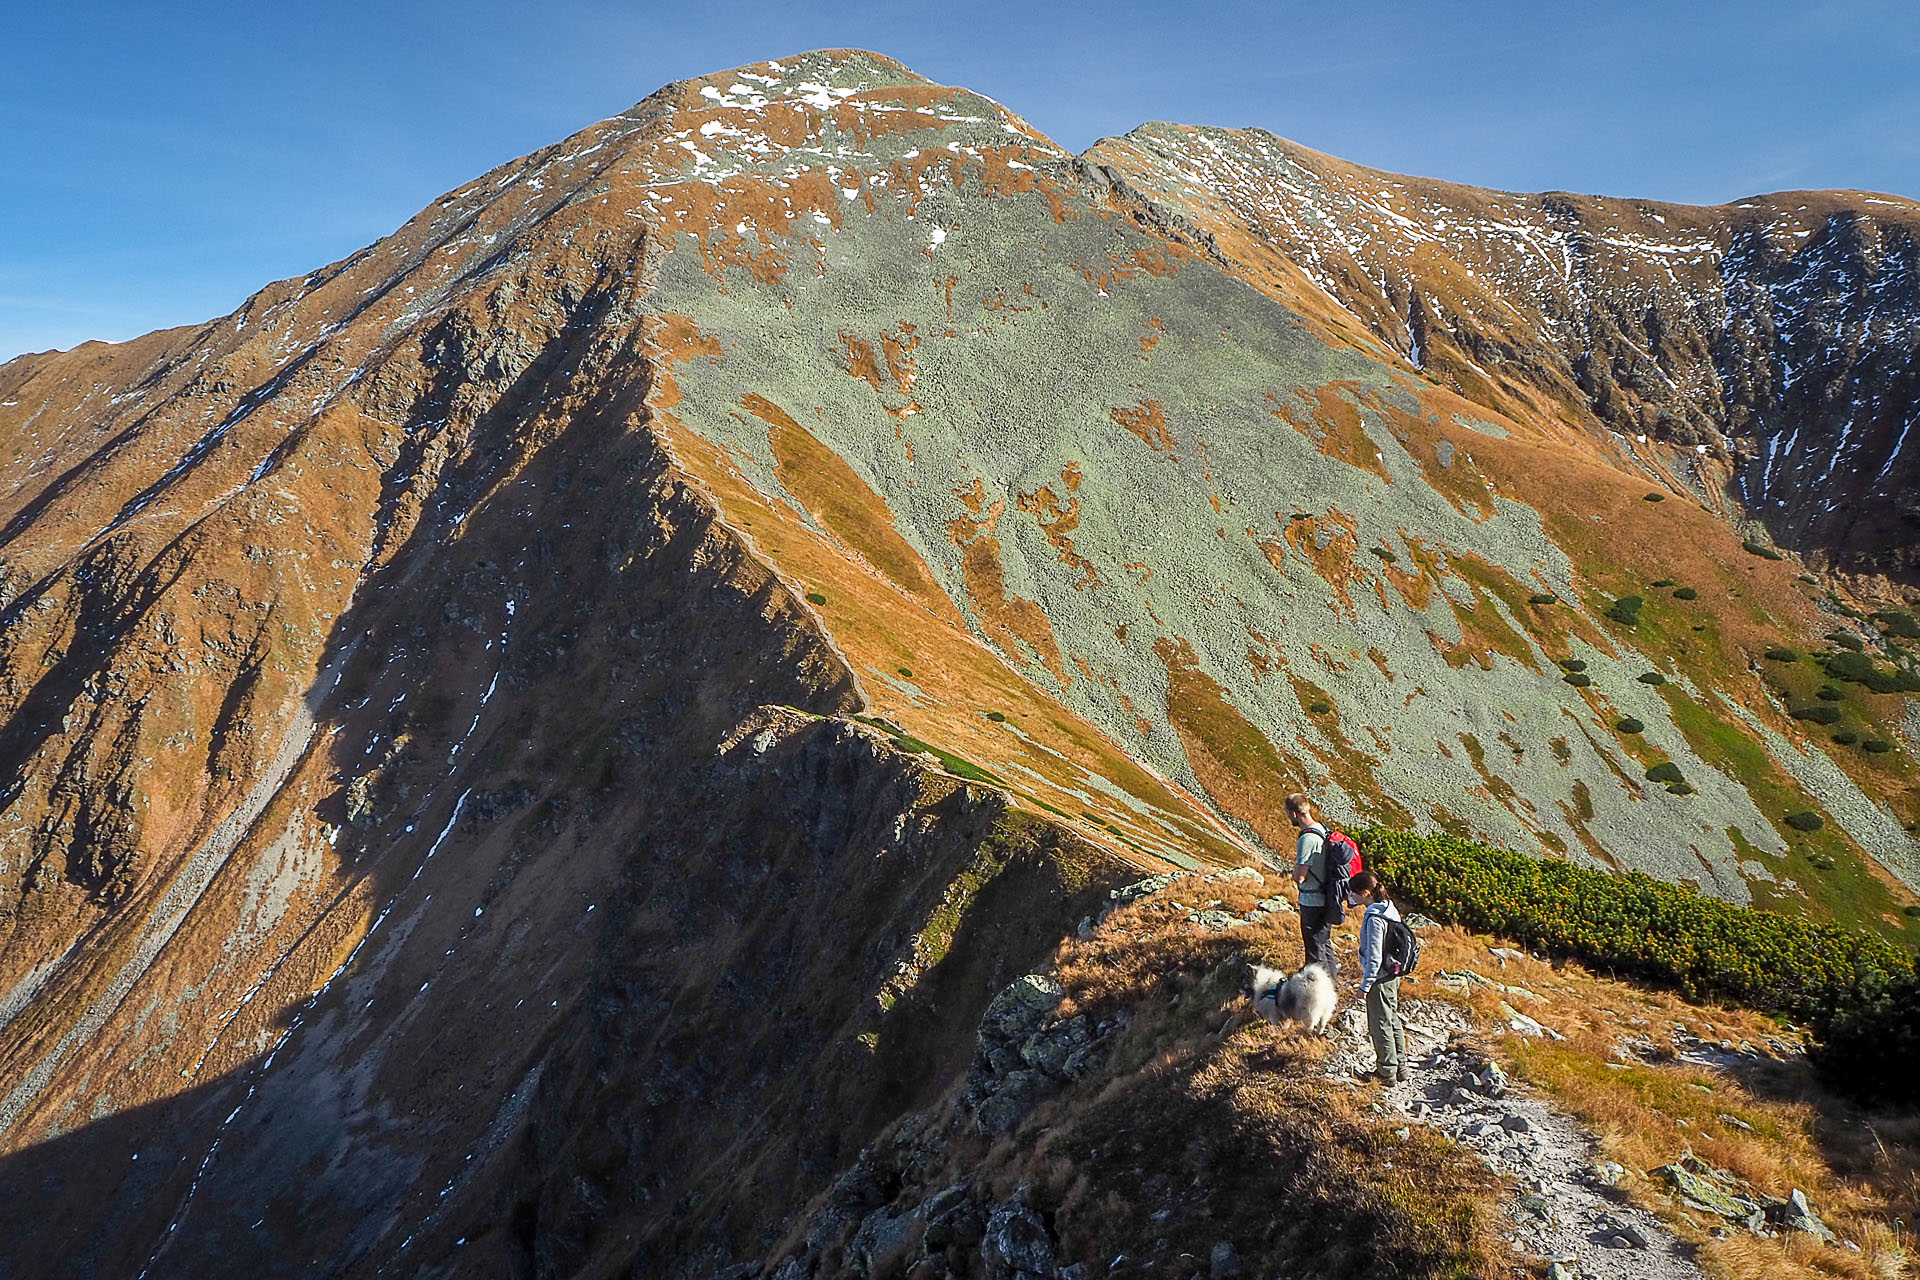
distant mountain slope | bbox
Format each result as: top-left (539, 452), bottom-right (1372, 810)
top-left (0, 47), bottom-right (1912, 1279)
top-left (1085, 124), bottom-right (1920, 582)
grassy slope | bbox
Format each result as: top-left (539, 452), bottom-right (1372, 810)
top-left (782, 866), bottom-right (1916, 1280)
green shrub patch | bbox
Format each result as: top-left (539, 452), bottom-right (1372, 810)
top-left (1785, 810), bottom-right (1825, 832)
top-left (1872, 610), bottom-right (1920, 639)
top-left (1813, 969), bottom-right (1920, 1105)
top-left (1742, 540), bottom-right (1785, 560)
top-left (1816, 684), bottom-right (1846, 701)
top-left (1637, 672), bottom-right (1666, 685)
top-left (1764, 646), bottom-right (1798, 661)
top-left (1644, 492), bottom-right (1666, 502)
top-left (1826, 632), bottom-right (1865, 651)
top-left (1564, 673), bottom-right (1592, 688)
top-left (1831, 730), bottom-right (1858, 746)
top-left (1558, 658), bottom-right (1587, 672)
top-left (1822, 649), bottom-right (1920, 693)
top-left (1864, 739), bottom-right (1894, 754)
top-left (1672, 587), bottom-right (1698, 600)
top-left (1528, 593), bottom-right (1558, 605)
top-left (1651, 579), bottom-right (1676, 588)
top-left (1792, 705), bottom-right (1842, 725)
top-left (1615, 717), bottom-right (1645, 734)
top-left (1605, 596), bottom-right (1644, 625)
top-left (805, 592), bottom-right (828, 606)
top-left (1358, 828), bottom-right (1909, 1018)
top-left (1645, 761), bottom-right (1685, 785)
top-left (1308, 700), bottom-right (1333, 714)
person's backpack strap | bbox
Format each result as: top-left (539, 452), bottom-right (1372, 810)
top-left (1306, 822), bottom-right (1331, 879)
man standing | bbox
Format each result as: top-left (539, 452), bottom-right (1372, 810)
top-left (1285, 792), bottom-right (1336, 978)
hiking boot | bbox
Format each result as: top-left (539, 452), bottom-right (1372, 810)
top-left (1395, 1066), bottom-right (1409, 1084)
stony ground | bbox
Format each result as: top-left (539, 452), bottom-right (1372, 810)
top-left (1323, 997), bottom-right (1708, 1280)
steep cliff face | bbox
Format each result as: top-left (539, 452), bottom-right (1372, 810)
top-left (0, 47), bottom-right (1915, 1279)
top-left (1084, 125), bottom-right (1920, 582)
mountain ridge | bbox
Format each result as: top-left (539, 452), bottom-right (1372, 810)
top-left (0, 47), bottom-right (1915, 1278)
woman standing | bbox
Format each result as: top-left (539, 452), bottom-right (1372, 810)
top-left (1350, 871), bottom-right (1407, 1083)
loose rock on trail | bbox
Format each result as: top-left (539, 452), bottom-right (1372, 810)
top-left (1326, 997), bottom-right (1708, 1280)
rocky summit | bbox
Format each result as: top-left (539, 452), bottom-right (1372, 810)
top-left (0, 49), bottom-right (1916, 1279)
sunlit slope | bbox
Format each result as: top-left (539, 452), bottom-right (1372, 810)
top-left (631, 55), bottom-right (1918, 932)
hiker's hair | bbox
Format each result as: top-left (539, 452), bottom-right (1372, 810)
top-left (1283, 792), bottom-right (1310, 817)
top-left (1349, 870), bottom-right (1386, 899)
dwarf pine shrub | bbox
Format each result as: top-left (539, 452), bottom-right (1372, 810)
top-left (1672, 587), bottom-right (1698, 600)
top-left (1357, 828), bottom-right (1909, 1021)
top-left (1764, 646), bottom-right (1798, 662)
top-left (1605, 596), bottom-right (1644, 625)
top-left (1872, 609), bottom-right (1920, 639)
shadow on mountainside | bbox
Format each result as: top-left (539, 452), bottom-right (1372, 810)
top-left (0, 273), bottom-right (1130, 1280)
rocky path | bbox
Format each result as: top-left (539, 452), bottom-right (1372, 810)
top-left (1328, 1000), bottom-right (1709, 1280)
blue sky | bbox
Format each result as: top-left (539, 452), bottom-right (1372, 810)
top-left (6, 1), bottom-right (1917, 362)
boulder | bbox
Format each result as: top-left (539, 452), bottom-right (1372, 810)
top-left (1652, 1163), bottom-right (1754, 1223)
top-left (974, 1069), bottom-right (1051, 1137)
top-left (1186, 908), bottom-right (1239, 930)
top-left (1019, 1015), bottom-right (1090, 1079)
top-left (982, 1190), bottom-right (1056, 1280)
top-left (920, 1181), bottom-right (983, 1251)
top-left (1208, 1240), bottom-right (1242, 1279)
top-left (979, 975), bottom-right (1064, 1048)
top-left (849, 1204), bottom-right (924, 1275)
top-left (1774, 1188), bottom-right (1837, 1244)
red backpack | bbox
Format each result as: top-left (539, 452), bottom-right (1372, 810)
top-left (1316, 826), bottom-right (1363, 922)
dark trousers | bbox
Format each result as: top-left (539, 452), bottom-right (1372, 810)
top-left (1299, 904), bottom-right (1337, 979)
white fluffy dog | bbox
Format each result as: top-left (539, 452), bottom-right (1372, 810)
top-left (1238, 962), bottom-right (1337, 1034)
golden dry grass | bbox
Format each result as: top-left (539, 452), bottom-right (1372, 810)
top-left (1407, 925), bottom-right (1919, 1280)
top-left (972, 875), bottom-right (1505, 1280)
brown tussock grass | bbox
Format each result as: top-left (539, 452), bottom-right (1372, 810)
top-left (1404, 924), bottom-right (1920, 1280)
